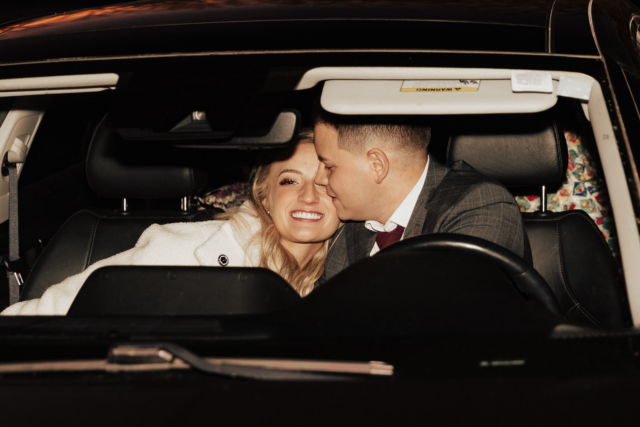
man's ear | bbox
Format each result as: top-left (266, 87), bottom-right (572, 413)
top-left (366, 148), bottom-right (390, 184)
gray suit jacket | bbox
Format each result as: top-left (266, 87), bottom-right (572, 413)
top-left (320, 157), bottom-right (529, 283)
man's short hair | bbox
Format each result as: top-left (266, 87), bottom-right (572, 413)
top-left (312, 101), bottom-right (431, 154)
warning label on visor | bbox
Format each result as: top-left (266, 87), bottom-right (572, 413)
top-left (400, 80), bottom-right (480, 92)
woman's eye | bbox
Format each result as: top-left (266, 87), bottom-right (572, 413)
top-left (279, 178), bottom-right (297, 185)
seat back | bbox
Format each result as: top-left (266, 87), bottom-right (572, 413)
top-left (67, 266), bottom-right (300, 316)
top-left (447, 112), bottom-right (630, 328)
top-left (21, 116), bottom-right (210, 301)
top-left (524, 210), bottom-right (627, 328)
top-left (22, 210), bottom-right (213, 301)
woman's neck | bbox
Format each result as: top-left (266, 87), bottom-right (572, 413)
top-left (281, 240), bottom-right (324, 269)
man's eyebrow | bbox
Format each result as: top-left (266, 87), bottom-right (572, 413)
top-left (318, 156), bottom-right (330, 162)
top-left (278, 169), bottom-right (303, 177)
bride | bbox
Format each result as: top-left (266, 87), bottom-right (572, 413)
top-left (2, 130), bottom-right (341, 315)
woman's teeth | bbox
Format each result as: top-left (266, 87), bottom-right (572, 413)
top-left (291, 211), bottom-right (324, 220)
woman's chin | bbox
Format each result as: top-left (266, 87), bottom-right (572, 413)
top-left (287, 232), bottom-right (329, 245)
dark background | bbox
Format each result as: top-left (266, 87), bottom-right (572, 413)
top-left (0, 0), bottom-right (127, 26)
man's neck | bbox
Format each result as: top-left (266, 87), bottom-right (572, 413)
top-left (374, 157), bottom-right (428, 224)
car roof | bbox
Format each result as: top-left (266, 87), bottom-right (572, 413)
top-left (0, 0), bottom-right (555, 34)
top-left (0, 0), bottom-right (126, 28)
top-left (0, 0), bottom-right (589, 64)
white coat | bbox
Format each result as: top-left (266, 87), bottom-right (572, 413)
top-left (1, 202), bottom-right (263, 316)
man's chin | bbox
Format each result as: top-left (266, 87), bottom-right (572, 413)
top-left (333, 201), bottom-right (354, 221)
top-left (336, 210), bottom-right (352, 221)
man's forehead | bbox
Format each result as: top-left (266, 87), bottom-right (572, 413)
top-left (315, 126), bottom-right (339, 150)
top-left (315, 123), bottom-right (338, 139)
top-left (316, 145), bottom-right (339, 162)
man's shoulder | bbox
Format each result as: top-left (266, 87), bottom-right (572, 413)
top-left (423, 160), bottom-right (528, 260)
top-left (446, 160), bottom-right (498, 184)
top-left (433, 160), bottom-right (515, 204)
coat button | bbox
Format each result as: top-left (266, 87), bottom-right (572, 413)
top-left (218, 254), bottom-right (229, 266)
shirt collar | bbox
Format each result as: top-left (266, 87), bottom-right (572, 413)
top-left (365, 156), bottom-right (430, 233)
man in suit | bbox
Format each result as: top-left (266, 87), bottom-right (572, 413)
top-left (313, 106), bottom-right (530, 282)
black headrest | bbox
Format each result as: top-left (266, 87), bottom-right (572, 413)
top-left (87, 117), bottom-right (208, 198)
top-left (447, 113), bottom-right (568, 188)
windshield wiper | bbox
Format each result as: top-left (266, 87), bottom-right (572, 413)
top-left (0, 342), bottom-right (393, 380)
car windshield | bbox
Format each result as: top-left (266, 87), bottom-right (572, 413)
top-left (0, 0), bottom-right (638, 386)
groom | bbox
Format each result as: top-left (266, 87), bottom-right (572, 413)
top-left (313, 106), bottom-right (530, 282)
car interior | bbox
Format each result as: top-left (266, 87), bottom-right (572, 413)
top-left (0, 65), bottom-right (636, 332)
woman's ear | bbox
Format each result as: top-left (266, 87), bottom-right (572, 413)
top-left (366, 148), bottom-right (390, 184)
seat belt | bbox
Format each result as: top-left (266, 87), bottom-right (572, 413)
top-left (3, 138), bottom-right (28, 305)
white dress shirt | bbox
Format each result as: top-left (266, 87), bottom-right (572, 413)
top-left (365, 156), bottom-right (430, 256)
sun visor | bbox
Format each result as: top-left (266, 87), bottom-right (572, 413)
top-left (0, 73), bottom-right (118, 97)
top-left (320, 79), bottom-right (559, 115)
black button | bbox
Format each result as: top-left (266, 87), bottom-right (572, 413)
top-left (218, 254), bottom-right (229, 266)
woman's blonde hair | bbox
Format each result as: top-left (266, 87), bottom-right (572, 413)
top-left (246, 129), bottom-right (329, 297)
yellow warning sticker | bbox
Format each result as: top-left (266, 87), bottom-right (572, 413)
top-left (400, 79), bottom-right (480, 92)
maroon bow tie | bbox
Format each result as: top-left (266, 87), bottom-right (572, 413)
top-left (376, 225), bottom-right (405, 250)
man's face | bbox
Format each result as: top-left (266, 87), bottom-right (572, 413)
top-left (314, 123), bottom-right (377, 221)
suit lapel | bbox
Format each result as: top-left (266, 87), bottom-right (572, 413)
top-left (345, 221), bottom-right (377, 263)
top-left (321, 221), bottom-right (375, 282)
top-left (404, 157), bottom-right (450, 239)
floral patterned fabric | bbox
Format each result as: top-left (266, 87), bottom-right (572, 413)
top-left (514, 131), bottom-right (619, 260)
top-left (195, 182), bottom-right (251, 212)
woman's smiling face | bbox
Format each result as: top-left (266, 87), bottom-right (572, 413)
top-left (265, 142), bottom-right (340, 245)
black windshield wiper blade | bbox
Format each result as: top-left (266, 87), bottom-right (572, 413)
top-left (0, 342), bottom-right (394, 380)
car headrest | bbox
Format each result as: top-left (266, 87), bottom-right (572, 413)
top-left (447, 113), bottom-right (568, 188)
top-left (86, 116), bottom-right (208, 198)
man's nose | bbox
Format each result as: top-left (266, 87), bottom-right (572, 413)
top-left (299, 181), bottom-right (320, 204)
top-left (315, 163), bottom-right (329, 186)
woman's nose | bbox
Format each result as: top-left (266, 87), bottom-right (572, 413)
top-left (299, 182), bottom-right (320, 204)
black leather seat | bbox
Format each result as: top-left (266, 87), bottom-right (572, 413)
top-left (448, 113), bottom-right (631, 328)
top-left (21, 117), bottom-right (211, 301)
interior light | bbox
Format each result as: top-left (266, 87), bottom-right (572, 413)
top-left (192, 111), bottom-right (206, 121)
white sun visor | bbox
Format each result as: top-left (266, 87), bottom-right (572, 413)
top-left (295, 67), bottom-right (602, 115)
top-left (0, 73), bottom-right (119, 97)
top-left (320, 79), bottom-right (559, 115)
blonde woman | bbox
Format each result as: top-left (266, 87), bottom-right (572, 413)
top-left (2, 130), bottom-right (340, 315)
